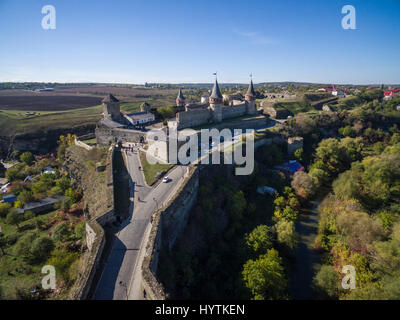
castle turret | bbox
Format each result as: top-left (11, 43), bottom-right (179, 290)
top-left (245, 79), bottom-right (257, 115)
top-left (102, 94), bottom-right (122, 121)
top-left (176, 88), bottom-right (185, 107)
top-left (209, 78), bottom-right (223, 122)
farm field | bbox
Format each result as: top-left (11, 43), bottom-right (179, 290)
top-left (0, 95), bottom-right (103, 111)
top-left (0, 85), bottom-right (182, 136)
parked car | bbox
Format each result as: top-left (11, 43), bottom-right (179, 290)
top-left (162, 176), bottom-right (171, 183)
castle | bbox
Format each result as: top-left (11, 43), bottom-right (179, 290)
top-left (169, 78), bottom-right (258, 130)
top-left (95, 77), bottom-right (267, 152)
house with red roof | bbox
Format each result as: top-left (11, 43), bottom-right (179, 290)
top-left (384, 89), bottom-right (400, 100)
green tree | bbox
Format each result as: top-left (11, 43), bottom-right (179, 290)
top-left (309, 167), bottom-right (330, 189)
top-left (56, 177), bottom-right (71, 193)
top-left (275, 206), bottom-right (298, 222)
top-left (0, 203), bottom-right (12, 218)
top-left (313, 265), bottom-right (339, 299)
top-left (157, 106), bottom-right (175, 120)
top-left (20, 152), bottom-right (34, 165)
top-left (31, 236), bottom-right (54, 263)
top-left (228, 191), bottom-right (247, 221)
top-left (276, 219), bottom-right (298, 250)
top-left (31, 181), bottom-right (48, 196)
top-left (14, 232), bottom-right (37, 261)
top-left (242, 249), bottom-right (287, 300)
top-left (315, 138), bottom-right (351, 176)
top-left (339, 126), bottom-right (355, 137)
top-left (6, 209), bottom-right (23, 229)
top-left (246, 225), bottom-right (273, 254)
top-left (52, 221), bottom-right (70, 241)
top-left (5, 163), bottom-right (26, 182)
top-left (17, 190), bottom-right (33, 205)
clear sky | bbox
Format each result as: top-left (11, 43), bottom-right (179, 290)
top-left (0, 0), bottom-right (399, 84)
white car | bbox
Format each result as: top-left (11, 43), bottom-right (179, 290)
top-left (162, 176), bottom-right (171, 183)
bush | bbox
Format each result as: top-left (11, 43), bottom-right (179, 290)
top-left (33, 217), bottom-right (48, 231)
top-left (46, 249), bottom-right (79, 283)
top-left (60, 197), bottom-right (72, 212)
top-left (74, 221), bottom-right (85, 240)
top-left (20, 152), bottom-right (34, 165)
top-left (23, 211), bottom-right (35, 221)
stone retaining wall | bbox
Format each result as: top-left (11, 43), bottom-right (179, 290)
top-left (141, 165), bottom-right (199, 300)
top-left (68, 148), bottom-right (116, 300)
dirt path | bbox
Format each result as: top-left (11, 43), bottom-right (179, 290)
top-left (290, 200), bottom-right (322, 299)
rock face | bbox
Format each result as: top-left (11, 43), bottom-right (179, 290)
top-left (0, 124), bottom-right (95, 158)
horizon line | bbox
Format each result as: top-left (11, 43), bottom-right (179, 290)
top-left (0, 81), bottom-right (398, 86)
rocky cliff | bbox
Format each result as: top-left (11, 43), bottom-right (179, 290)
top-left (0, 124), bottom-right (95, 158)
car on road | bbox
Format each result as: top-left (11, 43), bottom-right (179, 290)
top-left (162, 176), bottom-right (171, 183)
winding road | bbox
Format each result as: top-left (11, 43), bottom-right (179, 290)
top-left (93, 148), bottom-right (186, 300)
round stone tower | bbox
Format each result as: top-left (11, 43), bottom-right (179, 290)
top-left (209, 78), bottom-right (223, 122)
top-left (245, 79), bottom-right (257, 115)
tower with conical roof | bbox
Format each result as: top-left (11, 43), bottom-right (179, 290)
top-left (209, 78), bottom-right (223, 122)
top-left (102, 94), bottom-right (122, 121)
top-left (176, 88), bottom-right (185, 107)
top-left (245, 78), bottom-right (257, 115)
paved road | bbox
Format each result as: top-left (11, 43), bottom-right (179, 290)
top-left (94, 150), bottom-right (186, 300)
top-left (291, 200), bottom-right (322, 299)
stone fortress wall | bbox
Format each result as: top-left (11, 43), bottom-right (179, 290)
top-left (67, 147), bottom-right (117, 300)
top-left (221, 103), bottom-right (247, 120)
top-left (175, 102), bottom-right (257, 130)
top-left (141, 165), bottom-right (199, 300)
top-left (176, 108), bottom-right (212, 129)
top-left (96, 126), bottom-right (146, 145)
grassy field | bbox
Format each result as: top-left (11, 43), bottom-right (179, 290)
top-left (139, 152), bottom-right (174, 185)
top-left (273, 99), bottom-right (312, 115)
top-left (80, 137), bottom-right (97, 146)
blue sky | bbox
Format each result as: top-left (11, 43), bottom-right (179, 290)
top-left (0, 0), bottom-right (399, 84)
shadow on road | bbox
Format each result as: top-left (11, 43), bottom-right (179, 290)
top-left (93, 237), bottom-right (127, 300)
